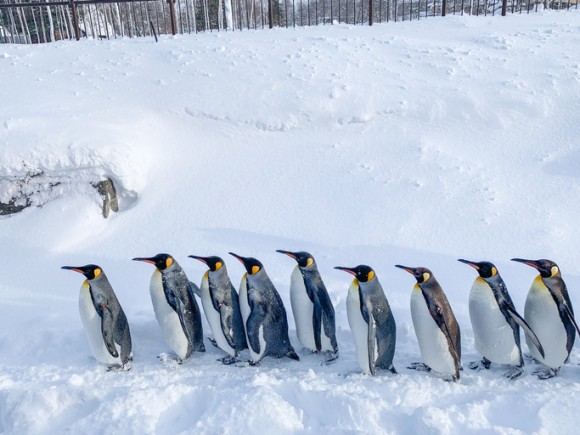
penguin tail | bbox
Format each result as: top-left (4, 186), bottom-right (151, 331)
top-left (286, 349), bottom-right (300, 361)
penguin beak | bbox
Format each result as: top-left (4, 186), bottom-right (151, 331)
top-left (511, 258), bottom-right (540, 270)
top-left (228, 252), bottom-right (246, 265)
top-left (334, 266), bottom-right (357, 277)
top-left (276, 250), bottom-right (297, 259)
top-left (394, 264), bottom-right (416, 275)
top-left (188, 255), bottom-right (208, 265)
top-left (132, 257), bottom-right (156, 265)
top-left (61, 266), bottom-right (85, 274)
top-left (457, 259), bottom-right (480, 270)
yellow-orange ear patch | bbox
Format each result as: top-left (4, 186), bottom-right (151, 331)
top-left (551, 266), bottom-right (559, 277)
top-left (166, 257), bottom-right (173, 268)
top-left (306, 258), bottom-right (314, 268)
top-left (93, 268), bottom-right (101, 278)
top-left (423, 272), bottom-right (431, 282)
top-left (491, 267), bottom-right (497, 277)
top-left (251, 265), bottom-right (260, 275)
top-left (368, 270), bottom-right (375, 281)
top-left (215, 262), bottom-right (223, 271)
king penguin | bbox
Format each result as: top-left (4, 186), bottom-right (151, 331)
top-left (188, 255), bottom-right (247, 364)
top-left (229, 252), bottom-right (299, 365)
top-left (277, 250), bottom-right (339, 363)
top-left (133, 254), bottom-right (205, 362)
top-left (335, 265), bottom-right (396, 375)
top-left (62, 264), bottom-right (132, 369)
top-left (512, 258), bottom-right (580, 379)
top-left (458, 259), bottom-right (544, 379)
top-left (396, 265), bottom-right (461, 381)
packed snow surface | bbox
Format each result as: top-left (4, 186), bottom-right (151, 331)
top-left (2, 10), bottom-right (580, 434)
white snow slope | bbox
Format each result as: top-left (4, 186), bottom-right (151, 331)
top-left (2, 10), bottom-right (580, 435)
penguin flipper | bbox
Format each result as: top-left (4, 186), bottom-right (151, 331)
top-left (367, 316), bottom-right (377, 376)
top-left (246, 309), bottom-right (262, 356)
top-left (219, 305), bottom-right (237, 349)
top-left (433, 306), bottom-right (461, 373)
top-left (506, 307), bottom-right (545, 359)
top-left (187, 281), bottom-right (201, 298)
top-left (312, 301), bottom-right (323, 353)
top-left (100, 303), bottom-right (119, 358)
top-left (563, 304), bottom-right (580, 336)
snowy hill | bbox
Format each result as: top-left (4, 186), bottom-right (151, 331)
top-left (1, 11), bottom-right (580, 434)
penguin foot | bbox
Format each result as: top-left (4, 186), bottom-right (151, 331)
top-left (523, 353), bottom-right (540, 364)
top-left (286, 350), bottom-right (300, 361)
top-left (157, 353), bottom-right (183, 364)
top-left (207, 337), bottom-right (218, 348)
top-left (504, 366), bottom-right (524, 380)
top-left (248, 359), bottom-right (260, 366)
top-left (407, 362), bottom-right (431, 372)
top-left (106, 364), bottom-right (130, 372)
top-left (321, 351), bottom-right (339, 365)
top-left (388, 365), bottom-right (398, 375)
top-left (533, 368), bottom-right (559, 380)
top-left (218, 356), bottom-right (240, 365)
top-left (469, 358), bottom-right (491, 371)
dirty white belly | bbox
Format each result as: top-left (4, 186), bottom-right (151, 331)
top-left (201, 273), bottom-right (235, 356)
top-left (411, 287), bottom-right (456, 375)
top-left (149, 270), bottom-right (189, 360)
top-left (469, 278), bottom-right (519, 365)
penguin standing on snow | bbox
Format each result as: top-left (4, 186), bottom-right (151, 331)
top-left (396, 265), bottom-right (461, 381)
top-left (512, 258), bottom-right (580, 379)
top-left (458, 259), bottom-right (544, 379)
top-left (133, 254), bottom-right (205, 362)
top-left (188, 255), bottom-right (247, 364)
top-left (277, 250), bottom-right (338, 363)
top-left (335, 265), bottom-right (397, 375)
top-left (62, 265), bottom-right (132, 369)
top-left (229, 252), bottom-right (299, 365)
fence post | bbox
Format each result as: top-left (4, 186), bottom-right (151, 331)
top-left (501, 0), bottom-right (507, 15)
top-left (369, 0), bottom-right (373, 25)
top-left (442, 0), bottom-right (446, 15)
top-left (268, 0), bottom-right (274, 28)
top-left (70, 0), bottom-right (81, 40)
top-left (168, 0), bottom-right (177, 35)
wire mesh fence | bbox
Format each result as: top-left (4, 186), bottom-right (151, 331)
top-left (0, 0), bottom-right (578, 44)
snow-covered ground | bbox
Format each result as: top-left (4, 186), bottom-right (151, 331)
top-left (2, 10), bottom-right (580, 434)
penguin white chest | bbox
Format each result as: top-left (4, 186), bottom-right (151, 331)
top-left (290, 267), bottom-right (316, 351)
top-left (524, 276), bottom-right (568, 369)
top-left (149, 271), bottom-right (189, 360)
top-left (200, 274), bottom-right (235, 356)
top-left (238, 274), bottom-right (251, 344)
top-left (347, 282), bottom-right (372, 374)
top-left (410, 287), bottom-right (456, 375)
top-left (78, 283), bottom-right (121, 365)
top-left (469, 278), bottom-right (519, 365)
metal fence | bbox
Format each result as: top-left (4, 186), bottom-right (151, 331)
top-left (0, 0), bottom-right (578, 44)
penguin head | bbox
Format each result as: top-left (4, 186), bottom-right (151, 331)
top-left (511, 258), bottom-right (561, 278)
top-left (61, 264), bottom-right (103, 280)
top-left (276, 250), bottom-right (315, 269)
top-left (133, 253), bottom-right (175, 271)
top-left (334, 265), bottom-right (376, 283)
top-left (189, 255), bottom-right (225, 272)
top-left (395, 265), bottom-right (433, 285)
top-left (457, 259), bottom-right (499, 280)
top-left (229, 252), bottom-right (264, 275)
